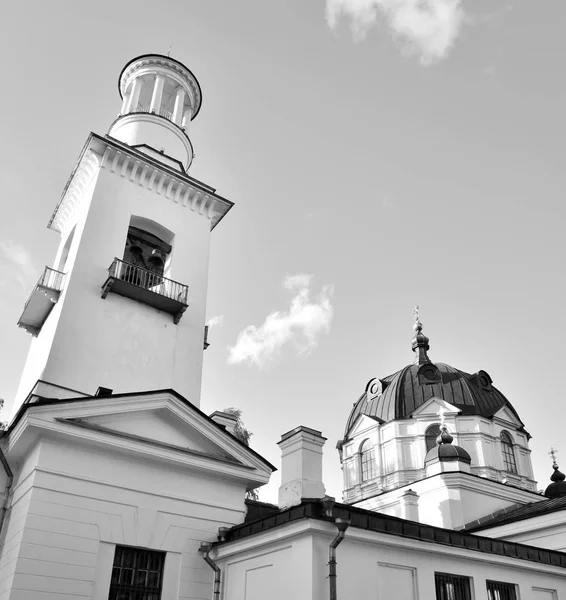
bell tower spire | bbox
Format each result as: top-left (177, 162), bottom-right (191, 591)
top-left (14, 54), bottom-right (232, 413)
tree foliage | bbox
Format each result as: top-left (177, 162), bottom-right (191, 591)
top-left (223, 407), bottom-right (259, 501)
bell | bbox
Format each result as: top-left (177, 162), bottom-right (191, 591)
top-left (148, 248), bottom-right (165, 268)
top-left (129, 244), bottom-right (143, 255)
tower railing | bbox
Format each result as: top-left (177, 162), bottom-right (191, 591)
top-left (38, 266), bottom-right (65, 291)
top-left (102, 258), bottom-right (189, 323)
top-left (133, 105), bottom-right (174, 121)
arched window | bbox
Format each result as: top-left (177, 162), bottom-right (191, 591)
top-left (425, 424), bottom-right (441, 453)
top-left (500, 431), bottom-right (517, 474)
top-left (360, 440), bottom-right (376, 482)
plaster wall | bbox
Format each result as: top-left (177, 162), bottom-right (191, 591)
top-left (216, 522), bottom-right (566, 600)
top-left (478, 512), bottom-right (566, 552)
top-left (16, 153), bottom-right (212, 411)
top-left (0, 437), bottom-right (249, 600)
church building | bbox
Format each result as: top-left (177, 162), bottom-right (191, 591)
top-left (0, 53), bottom-right (565, 600)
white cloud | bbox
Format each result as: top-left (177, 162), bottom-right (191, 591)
top-left (0, 240), bottom-right (37, 291)
top-left (326, 0), bottom-right (465, 65)
top-left (207, 315), bottom-right (224, 328)
top-left (228, 275), bottom-right (334, 367)
top-left (283, 273), bottom-right (312, 290)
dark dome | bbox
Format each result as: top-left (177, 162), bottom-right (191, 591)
top-left (345, 362), bottom-right (525, 439)
top-left (425, 442), bottom-right (471, 464)
top-left (545, 466), bottom-right (566, 499)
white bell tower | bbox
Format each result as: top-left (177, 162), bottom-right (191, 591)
top-left (14, 54), bottom-right (232, 412)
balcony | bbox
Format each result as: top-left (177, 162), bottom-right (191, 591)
top-left (18, 267), bottom-right (65, 336)
top-left (101, 258), bottom-right (188, 324)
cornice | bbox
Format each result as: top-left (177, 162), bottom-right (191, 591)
top-left (48, 133), bottom-right (233, 234)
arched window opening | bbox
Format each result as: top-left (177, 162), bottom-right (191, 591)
top-left (500, 431), bottom-right (517, 474)
top-left (122, 217), bottom-right (174, 290)
top-left (360, 440), bottom-right (376, 482)
top-left (425, 424), bottom-right (441, 453)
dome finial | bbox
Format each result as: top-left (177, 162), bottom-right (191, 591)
top-left (545, 447), bottom-right (566, 497)
top-left (411, 305), bottom-right (431, 365)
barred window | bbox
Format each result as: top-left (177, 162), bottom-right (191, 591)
top-left (109, 546), bottom-right (165, 600)
top-left (500, 431), bottom-right (518, 474)
top-left (425, 424), bottom-right (441, 452)
top-left (435, 573), bottom-right (472, 600)
top-left (487, 580), bottom-right (518, 600)
top-left (360, 440), bottom-right (376, 482)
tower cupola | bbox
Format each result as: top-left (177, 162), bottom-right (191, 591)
top-left (109, 54), bottom-right (202, 171)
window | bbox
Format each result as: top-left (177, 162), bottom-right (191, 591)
top-left (487, 580), bottom-right (518, 600)
top-left (360, 440), bottom-right (376, 482)
top-left (109, 545), bottom-right (165, 600)
top-left (425, 424), bottom-right (441, 453)
top-left (435, 573), bottom-right (472, 600)
top-left (500, 431), bottom-right (518, 474)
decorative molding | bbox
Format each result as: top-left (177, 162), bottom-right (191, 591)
top-left (49, 136), bottom-right (232, 234)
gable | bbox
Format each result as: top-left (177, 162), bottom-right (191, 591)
top-left (492, 405), bottom-right (523, 429)
top-left (74, 408), bottom-right (232, 460)
top-left (410, 396), bottom-right (461, 419)
top-left (7, 391), bottom-right (274, 486)
top-left (348, 414), bottom-right (382, 439)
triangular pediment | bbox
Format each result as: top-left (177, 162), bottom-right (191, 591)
top-left (492, 405), bottom-right (523, 428)
top-left (348, 413), bottom-right (383, 438)
top-left (8, 390), bottom-right (273, 486)
top-left (410, 396), bottom-right (461, 419)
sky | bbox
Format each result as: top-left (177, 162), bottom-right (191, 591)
top-left (0, 0), bottom-right (565, 503)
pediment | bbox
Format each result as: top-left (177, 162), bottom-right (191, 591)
top-left (492, 405), bottom-right (523, 428)
top-left (8, 391), bottom-right (273, 484)
top-left (348, 413), bottom-right (383, 438)
top-left (410, 396), bottom-right (461, 419)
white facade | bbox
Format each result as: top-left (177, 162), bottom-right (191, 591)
top-left (0, 391), bottom-right (272, 600)
top-left (214, 515), bottom-right (566, 600)
top-left (341, 395), bottom-right (537, 524)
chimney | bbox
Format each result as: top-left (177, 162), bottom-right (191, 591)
top-left (209, 411), bottom-right (238, 436)
top-left (278, 426), bottom-right (326, 510)
top-left (400, 489), bottom-right (420, 522)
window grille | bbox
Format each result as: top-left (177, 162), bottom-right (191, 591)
top-left (487, 580), bottom-right (518, 600)
top-left (435, 573), bottom-right (472, 600)
top-left (360, 440), bottom-right (376, 482)
top-left (425, 424), bottom-right (441, 452)
top-left (108, 546), bottom-right (165, 600)
top-left (500, 432), bottom-right (518, 474)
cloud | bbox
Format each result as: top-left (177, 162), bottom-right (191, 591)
top-left (228, 275), bottom-right (334, 367)
top-left (207, 315), bottom-right (224, 328)
top-left (283, 273), bottom-right (312, 290)
top-left (0, 240), bottom-right (37, 291)
top-left (325, 0), bottom-right (465, 65)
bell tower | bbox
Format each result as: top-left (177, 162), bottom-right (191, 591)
top-left (14, 54), bottom-right (232, 411)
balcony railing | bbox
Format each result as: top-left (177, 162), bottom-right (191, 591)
top-left (18, 266), bottom-right (65, 336)
top-left (101, 258), bottom-right (188, 324)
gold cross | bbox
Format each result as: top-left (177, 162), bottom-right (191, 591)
top-left (167, 45), bottom-right (172, 57)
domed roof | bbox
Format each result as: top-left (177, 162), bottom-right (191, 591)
top-left (425, 428), bottom-right (471, 464)
top-left (545, 464), bottom-right (566, 499)
top-left (344, 319), bottom-right (525, 440)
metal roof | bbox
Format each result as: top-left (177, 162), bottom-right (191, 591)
top-left (465, 496), bottom-right (566, 532)
top-left (345, 362), bottom-right (525, 439)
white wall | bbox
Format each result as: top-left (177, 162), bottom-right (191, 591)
top-left (0, 437), bottom-right (250, 600)
top-left (15, 144), bottom-right (214, 412)
top-left (216, 520), bottom-right (566, 600)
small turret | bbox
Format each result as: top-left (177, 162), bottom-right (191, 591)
top-left (545, 448), bottom-right (566, 498)
top-left (109, 54), bottom-right (202, 170)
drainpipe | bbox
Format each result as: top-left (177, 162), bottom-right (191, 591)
top-left (199, 541), bottom-right (221, 600)
top-left (329, 518), bottom-right (350, 600)
top-left (0, 446), bottom-right (13, 545)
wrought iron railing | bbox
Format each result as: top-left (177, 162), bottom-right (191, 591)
top-left (38, 266), bottom-right (65, 291)
top-left (108, 258), bottom-right (188, 304)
